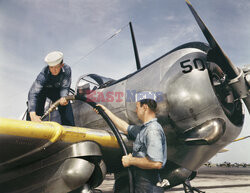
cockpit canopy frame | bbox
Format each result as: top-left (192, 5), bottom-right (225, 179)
top-left (75, 74), bottom-right (115, 95)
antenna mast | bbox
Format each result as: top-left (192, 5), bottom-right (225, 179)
top-left (129, 22), bottom-right (141, 70)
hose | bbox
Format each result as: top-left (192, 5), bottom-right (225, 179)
top-left (41, 95), bottom-right (134, 193)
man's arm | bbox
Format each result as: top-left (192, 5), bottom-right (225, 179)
top-left (28, 72), bottom-right (46, 122)
top-left (60, 65), bottom-right (71, 97)
top-left (95, 104), bottom-right (129, 134)
top-left (122, 154), bottom-right (162, 170)
top-left (59, 65), bottom-right (71, 106)
top-left (60, 64), bottom-right (71, 106)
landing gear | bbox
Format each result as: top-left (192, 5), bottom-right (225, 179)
top-left (183, 180), bottom-right (205, 193)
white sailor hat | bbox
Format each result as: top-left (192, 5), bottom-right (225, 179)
top-left (135, 91), bottom-right (157, 102)
top-left (44, 51), bottom-right (63, 66)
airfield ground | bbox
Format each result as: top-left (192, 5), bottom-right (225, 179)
top-left (97, 166), bottom-right (250, 193)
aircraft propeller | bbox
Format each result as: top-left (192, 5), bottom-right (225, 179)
top-left (185, 0), bottom-right (250, 113)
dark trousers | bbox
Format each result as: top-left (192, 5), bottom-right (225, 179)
top-left (114, 168), bottom-right (164, 193)
top-left (133, 168), bottom-right (164, 193)
top-left (27, 88), bottom-right (75, 126)
top-left (134, 177), bottom-right (164, 193)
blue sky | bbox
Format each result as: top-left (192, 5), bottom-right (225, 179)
top-left (0, 0), bottom-right (250, 163)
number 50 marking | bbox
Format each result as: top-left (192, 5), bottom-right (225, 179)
top-left (180, 58), bottom-right (206, 73)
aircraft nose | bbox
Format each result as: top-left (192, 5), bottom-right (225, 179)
top-left (165, 68), bottom-right (217, 130)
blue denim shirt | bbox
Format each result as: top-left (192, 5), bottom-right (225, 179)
top-left (127, 118), bottom-right (167, 168)
top-left (28, 64), bottom-right (71, 112)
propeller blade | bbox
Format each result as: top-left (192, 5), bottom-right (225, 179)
top-left (185, 0), bottom-right (239, 79)
top-left (218, 148), bottom-right (229, 153)
top-left (186, 1), bottom-right (250, 113)
top-left (233, 135), bottom-right (250, 142)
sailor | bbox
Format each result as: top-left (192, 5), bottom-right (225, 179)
top-left (95, 91), bottom-right (167, 193)
top-left (27, 51), bottom-right (75, 126)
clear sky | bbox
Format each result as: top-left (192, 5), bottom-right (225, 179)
top-left (0, 0), bottom-right (250, 163)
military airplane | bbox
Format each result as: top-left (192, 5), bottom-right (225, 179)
top-left (0, 0), bottom-right (250, 193)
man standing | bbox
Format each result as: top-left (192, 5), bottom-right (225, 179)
top-left (96, 91), bottom-right (167, 193)
top-left (27, 51), bottom-right (75, 126)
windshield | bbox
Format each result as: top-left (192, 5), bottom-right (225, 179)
top-left (75, 74), bottom-right (115, 95)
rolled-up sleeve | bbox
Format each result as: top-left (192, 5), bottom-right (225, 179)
top-left (145, 128), bottom-right (165, 164)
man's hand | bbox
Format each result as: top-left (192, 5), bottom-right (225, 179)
top-left (122, 153), bottom-right (133, 167)
top-left (93, 104), bottom-right (107, 114)
top-left (59, 97), bottom-right (68, 106)
top-left (30, 112), bottom-right (41, 122)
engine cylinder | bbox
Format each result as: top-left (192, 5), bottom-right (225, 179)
top-left (61, 158), bottom-right (95, 190)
